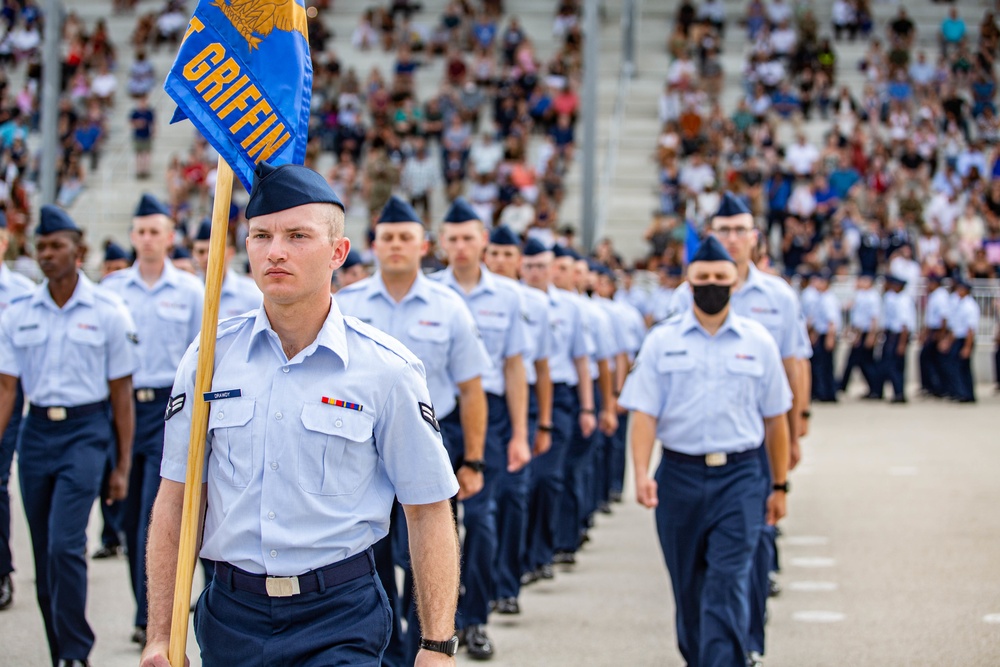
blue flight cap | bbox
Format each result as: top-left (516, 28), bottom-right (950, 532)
top-left (0, 210), bottom-right (6, 229)
top-left (953, 277), bottom-right (971, 290)
top-left (341, 249), bottom-right (363, 270)
top-left (135, 193), bottom-right (171, 218)
top-left (713, 191), bottom-right (752, 218)
top-left (925, 273), bottom-right (942, 284)
top-left (377, 195), bottom-right (422, 225)
top-left (885, 275), bottom-right (906, 287)
top-left (245, 161), bottom-right (344, 219)
top-left (666, 265), bottom-right (683, 277)
top-left (522, 238), bottom-right (549, 256)
top-left (489, 224), bottom-right (520, 246)
top-left (194, 219), bottom-right (212, 241)
top-left (860, 269), bottom-right (877, 279)
top-left (586, 258), bottom-right (604, 273)
top-left (552, 244), bottom-right (581, 261)
top-left (813, 268), bottom-right (832, 281)
top-left (36, 205), bottom-right (81, 236)
top-left (443, 197), bottom-right (481, 224)
top-left (171, 245), bottom-right (192, 260)
top-left (689, 235), bottom-right (735, 264)
top-left (104, 242), bottom-right (128, 262)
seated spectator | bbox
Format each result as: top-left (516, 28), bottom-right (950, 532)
top-left (940, 7), bottom-right (966, 56)
top-left (127, 50), bottom-right (156, 98)
top-left (786, 132), bottom-right (820, 177)
top-left (498, 190), bottom-right (534, 235)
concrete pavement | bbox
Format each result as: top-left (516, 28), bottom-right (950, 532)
top-left (4, 384), bottom-right (1000, 666)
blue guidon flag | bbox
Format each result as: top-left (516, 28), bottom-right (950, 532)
top-left (164, 0), bottom-right (312, 191)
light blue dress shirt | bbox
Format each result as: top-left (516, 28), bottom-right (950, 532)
top-left (546, 286), bottom-right (591, 385)
top-left (849, 288), bottom-right (881, 332)
top-left (431, 266), bottom-right (528, 396)
top-left (574, 293), bottom-right (616, 380)
top-left (619, 309), bottom-right (792, 455)
top-left (161, 297), bottom-right (459, 575)
top-left (335, 271), bottom-right (491, 419)
top-left (517, 282), bottom-right (552, 386)
top-left (615, 284), bottom-right (651, 316)
top-left (948, 295), bottom-right (980, 338)
top-left (924, 286), bottom-right (951, 329)
top-left (103, 260), bottom-right (204, 388)
top-left (0, 264), bottom-right (35, 312)
top-left (0, 273), bottom-right (137, 406)
top-left (218, 269), bottom-right (263, 320)
top-left (883, 291), bottom-right (916, 333)
top-left (811, 292), bottom-right (841, 335)
top-left (649, 286), bottom-right (676, 323)
top-left (672, 265), bottom-right (809, 359)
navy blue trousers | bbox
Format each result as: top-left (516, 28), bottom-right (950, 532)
top-left (18, 409), bottom-right (110, 663)
top-left (0, 383), bottom-right (23, 578)
top-left (609, 411), bottom-right (628, 496)
top-left (874, 333), bottom-right (905, 399)
top-left (839, 339), bottom-right (876, 394)
top-left (124, 391), bottom-right (170, 628)
top-left (942, 338), bottom-right (975, 401)
top-left (373, 500), bottom-right (417, 667)
top-left (195, 551), bottom-right (390, 666)
top-left (919, 337), bottom-right (945, 397)
top-left (441, 393), bottom-right (506, 628)
top-left (493, 387), bottom-right (536, 601)
top-left (747, 445), bottom-right (775, 656)
top-left (655, 453), bottom-right (765, 667)
top-left (810, 340), bottom-right (836, 401)
top-left (555, 382), bottom-right (599, 554)
top-left (524, 383), bottom-right (576, 573)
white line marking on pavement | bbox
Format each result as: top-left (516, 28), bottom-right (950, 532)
top-left (784, 535), bottom-right (830, 546)
top-left (793, 611), bottom-right (846, 623)
top-left (888, 466), bottom-right (919, 476)
top-left (788, 581), bottom-right (839, 592)
top-left (983, 614), bottom-right (1000, 624)
top-left (790, 557), bottom-right (836, 568)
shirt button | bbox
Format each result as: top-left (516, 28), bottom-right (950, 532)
top-left (335, 419), bottom-right (343, 428)
top-left (270, 550), bottom-right (277, 558)
top-left (217, 412), bottom-right (224, 420)
top-left (267, 511), bottom-right (275, 520)
top-left (282, 366), bottom-right (289, 373)
top-left (275, 412), bottom-right (282, 420)
top-left (270, 461), bottom-right (278, 471)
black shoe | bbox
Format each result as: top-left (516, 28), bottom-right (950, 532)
top-left (768, 577), bottom-right (782, 598)
top-left (92, 544), bottom-right (122, 559)
top-left (495, 597), bottom-right (520, 614)
top-left (747, 650), bottom-right (765, 667)
top-left (57, 661), bottom-right (90, 667)
top-left (0, 574), bottom-right (12, 610)
top-left (862, 393), bottom-right (883, 400)
top-left (598, 501), bottom-right (612, 515)
top-left (609, 490), bottom-right (623, 503)
top-left (519, 569), bottom-right (538, 586)
top-left (890, 397), bottom-right (907, 404)
top-left (537, 563), bottom-right (554, 579)
top-left (553, 551), bottom-right (576, 565)
top-left (464, 624), bottom-right (494, 660)
top-left (131, 625), bottom-right (147, 646)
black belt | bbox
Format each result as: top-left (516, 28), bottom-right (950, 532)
top-left (134, 386), bottom-right (172, 403)
top-left (28, 400), bottom-right (108, 422)
top-left (662, 448), bottom-right (759, 468)
top-left (215, 548), bottom-right (373, 598)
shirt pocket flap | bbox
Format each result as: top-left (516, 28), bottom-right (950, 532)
top-left (67, 323), bottom-right (106, 346)
top-left (477, 314), bottom-right (509, 331)
top-left (656, 352), bottom-right (695, 373)
top-left (726, 356), bottom-right (764, 377)
top-left (408, 322), bottom-right (449, 343)
top-left (12, 324), bottom-right (47, 347)
top-left (301, 403), bottom-right (374, 442)
top-left (155, 301), bottom-right (191, 322)
top-left (209, 397), bottom-right (255, 429)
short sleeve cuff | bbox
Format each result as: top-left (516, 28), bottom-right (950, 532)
top-left (395, 477), bottom-right (460, 506)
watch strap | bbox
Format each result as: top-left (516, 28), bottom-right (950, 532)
top-left (420, 635), bottom-right (459, 656)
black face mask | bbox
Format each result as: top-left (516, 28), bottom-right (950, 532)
top-left (692, 283), bottom-right (731, 315)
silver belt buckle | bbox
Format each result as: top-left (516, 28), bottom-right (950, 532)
top-left (264, 576), bottom-right (300, 597)
top-left (705, 452), bottom-right (727, 467)
top-left (47, 407), bottom-right (68, 422)
top-left (136, 389), bottom-right (155, 403)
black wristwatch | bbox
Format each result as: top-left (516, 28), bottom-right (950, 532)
top-left (420, 635), bottom-right (459, 656)
top-left (538, 424), bottom-right (553, 432)
top-left (773, 482), bottom-right (790, 493)
top-left (460, 458), bottom-right (486, 473)
top-left (801, 410), bottom-right (812, 419)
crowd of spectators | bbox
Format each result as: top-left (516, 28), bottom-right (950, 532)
top-left (645, 0), bottom-right (1000, 287)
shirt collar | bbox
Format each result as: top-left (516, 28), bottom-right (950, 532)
top-left (442, 265), bottom-right (496, 296)
top-left (32, 271), bottom-right (95, 311)
top-left (737, 264), bottom-right (767, 295)
top-left (678, 306), bottom-right (744, 338)
top-left (220, 269), bottom-right (239, 296)
top-left (125, 259), bottom-right (182, 291)
top-left (370, 271), bottom-right (432, 305)
top-left (247, 295), bottom-right (349, 366)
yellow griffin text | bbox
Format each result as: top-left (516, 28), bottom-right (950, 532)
top-left (180, 18), bottom-right (292, 163)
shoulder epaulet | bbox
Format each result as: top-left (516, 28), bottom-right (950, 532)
top-left (8, 293), bottom-right (31, 306)
top-left (217, 313), bottom-right (254, 339)
top-left (337, 278), bottom-right (369, 295)
top-left (652, 310), bottom-right (682, 328)
top-left (343, 315), bottom-right (420, 365)
top-left (93, 288), bottom-right (127, 307)
top-left (100, 270), bottom-right (126, 285)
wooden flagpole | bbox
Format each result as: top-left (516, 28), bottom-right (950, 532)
top-left (168, 157), bottom-right (234, 667)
